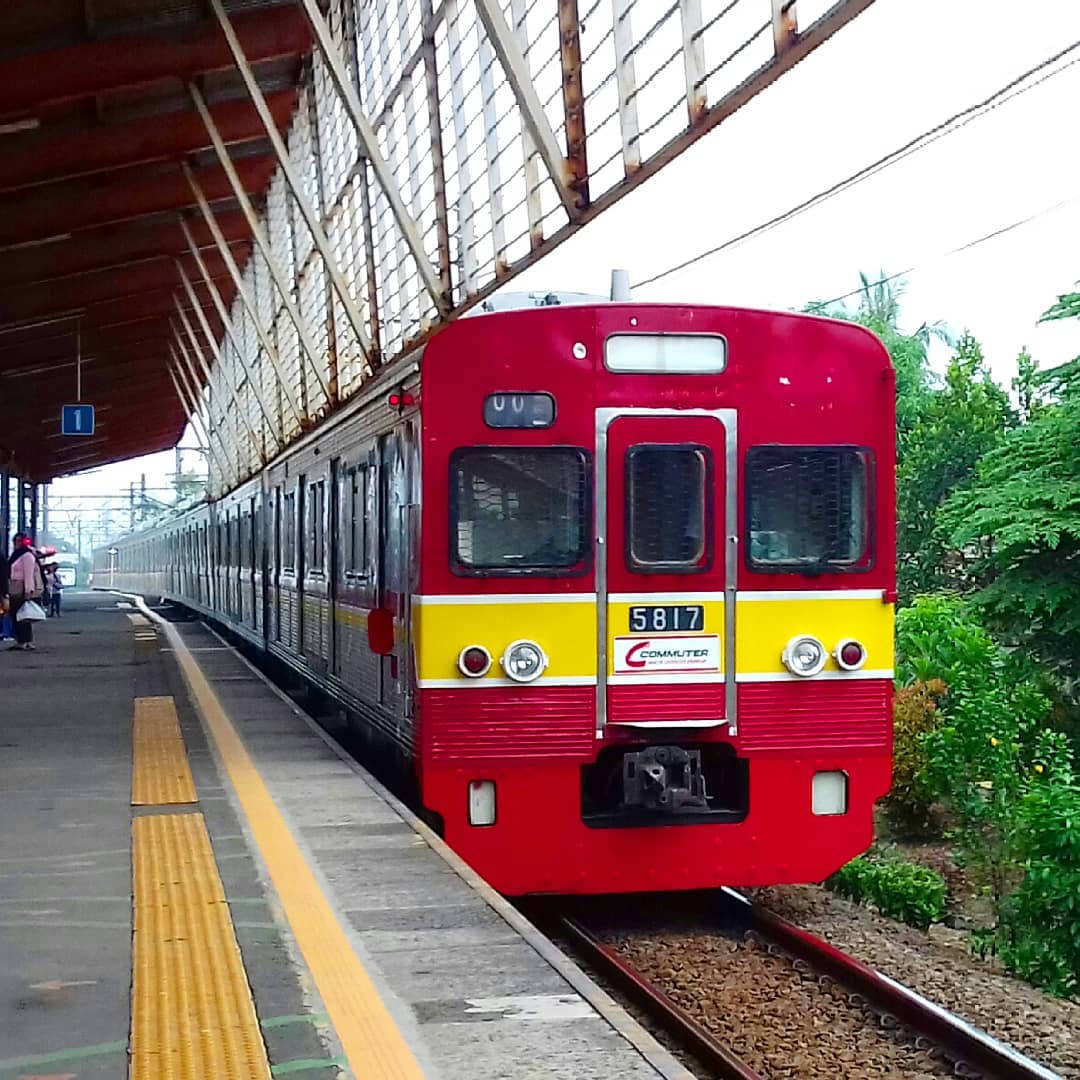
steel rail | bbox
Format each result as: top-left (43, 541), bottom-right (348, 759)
top-left (558, 916), bottom-right (763, 1080)
top-left (719, 889), bottom-right (1062, 1080)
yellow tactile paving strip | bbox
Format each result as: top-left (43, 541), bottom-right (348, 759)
top-left (131, 813), bottom-right (272, 1080)
top-left (132, 696), bottom-right (197, 806)
top-left (156, 613), bottom-right (427, 1080)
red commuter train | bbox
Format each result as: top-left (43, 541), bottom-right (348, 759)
top-left (101, 300), bottom-right (896, 895)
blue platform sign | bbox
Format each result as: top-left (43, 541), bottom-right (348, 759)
top-left (61, 404), bottom-right (94, 436)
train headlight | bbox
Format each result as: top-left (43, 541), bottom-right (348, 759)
top-left (834, 638), bottom-right (867, 671)
top-left (782, 634), bottom-right (827, 677)
top-left (457, 644), bottom-right (492, 678)
top-left (501, 639), bottom-right (548, 683)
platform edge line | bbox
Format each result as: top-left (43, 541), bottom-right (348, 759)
top-left (153, 601), bottom-right (697, 1080)
top-left (137, 601), bottom-right (427, 1080)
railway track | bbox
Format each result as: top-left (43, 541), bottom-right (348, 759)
top-left (552, 890), bottom-right (1060, 1080)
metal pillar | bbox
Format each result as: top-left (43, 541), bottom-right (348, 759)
top-left (209, 0), bottom-right (387, 351)
top-left (471, 0), bottom-right (579, 217)
top-left (189, 82), bottom-right (360, 385)
top-left (172, 282), bottom-right (268, 465)
top-left (179, 203), bottom-right (313, 424)
top-left (176, 256), bottom-right (282, 453)
top-left (167, 350), bottom-right (235, 490)
top-left (171, 338), bottom-right (230, 494)
top-left (291, 0), bottom-right (449, 310)
top-left (172, 316), bottom-right (257, 476)
top-left (170, 318), bottom-right (241, 474)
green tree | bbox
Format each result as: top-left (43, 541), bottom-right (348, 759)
top-left (940, 285), bottom-right (1080, 678)
top-left (806, 273), bottom-right (1014, 601)
top-left (898, 333), bottom-right (1015, 598)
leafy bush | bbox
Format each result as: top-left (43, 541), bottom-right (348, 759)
top-left (828, 854), bottom-right (948, 930)
top-left (894, 595), bottom-right (1080, 996)
top-left (997, 781), bottom-right (1080, 999)
top-left (884, 679), bottom-right (946, 836)
top-left (895, 594), bottom-right (999, 688)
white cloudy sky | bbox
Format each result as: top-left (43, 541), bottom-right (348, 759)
top-left (51, 0), bottom-right (1080, 534)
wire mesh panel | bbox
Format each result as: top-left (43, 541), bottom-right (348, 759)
top-left (304, 0), bottom-right (872, 351)
top-left (204, 0), bottom-right (871, 492)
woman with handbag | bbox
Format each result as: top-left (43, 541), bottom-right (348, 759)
top-left (8, 534), bottom-right (45, 651)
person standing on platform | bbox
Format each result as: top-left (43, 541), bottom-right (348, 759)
top-left (8, 534), bottom-right (44, 651)
top-left (45, 564), bottom-right (62, 617)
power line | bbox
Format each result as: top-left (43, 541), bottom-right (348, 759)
top-left (634, 39), bottom-right (1080, 290)
top-left (809, 194), bottom-right (1080, 310)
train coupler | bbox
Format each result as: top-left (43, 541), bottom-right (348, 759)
top-left (622, 746), bottom-right (708, 812)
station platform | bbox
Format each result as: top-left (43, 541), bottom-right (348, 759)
top-left (0, 592), bottom-right (691, 1080)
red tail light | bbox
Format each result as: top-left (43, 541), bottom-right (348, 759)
top-left (835, 639), bottom-right (867, 671)
top-left (458, 645), bottom-right (492, 677)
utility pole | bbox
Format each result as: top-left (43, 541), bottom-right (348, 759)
top-left (77, 518), bottom-right (82, 584)
top-left (41, 484), bottom-right (49, 542)
top-left (140, 473), bottom-right (147, 523)
top-left (129, 483), bottom-right (135, 531)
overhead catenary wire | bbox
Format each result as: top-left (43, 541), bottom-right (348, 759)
top-left (809, 194), bottom-right (1080, 311)
top-left (633, 38), bottom-right (1080, 290)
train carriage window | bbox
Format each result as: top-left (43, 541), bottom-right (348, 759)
top-left (252, 505), bottom-right (260, 572)
top-left (450, 448), bottom-right (589, 575)
top-left (626, 445), bottom-right (712, 572)
top-left (240, 513), bottom-right (251, 570)
top-left (308, 480), bottom-right (326, 573)
top-left (282, 491), bottom-right (296, 571)
top-left (346, 466), bottom-right (369, 577)
top-left (746, 446), bottom-right (872, 571)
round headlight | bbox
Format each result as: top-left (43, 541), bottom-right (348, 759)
top-left (782, 634), bottom-right (827, 677)
top-left (501, 639), bottom-right (548, 683)
top-left (457, 644), bottom-right (492, 678)
top-left (834, 638), bottom-right (867, 671)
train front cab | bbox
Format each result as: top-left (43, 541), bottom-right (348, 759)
top-left (415, 304), bottom-right (895, 896)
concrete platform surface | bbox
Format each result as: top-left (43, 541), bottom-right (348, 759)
top-left (0, 592), bottom-right (693, 1080)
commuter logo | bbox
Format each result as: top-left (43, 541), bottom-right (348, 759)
top-left (613, 634), bottom-right (720, 674)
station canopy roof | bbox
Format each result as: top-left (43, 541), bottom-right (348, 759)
top-left (0, 0), bottom-right (311, 481)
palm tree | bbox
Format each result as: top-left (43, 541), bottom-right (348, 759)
top-left (855, 271), bottom-right (955, 349)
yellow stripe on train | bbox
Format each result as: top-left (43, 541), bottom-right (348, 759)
top-left (736, 594), bottom-right (894, 675)
top-left (414, 597), bottom-right (597, 682)
top-left (390, 592), bottom-right (893, 683)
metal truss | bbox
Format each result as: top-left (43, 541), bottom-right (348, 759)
top-left (193, 0), bottom-right (872, 493)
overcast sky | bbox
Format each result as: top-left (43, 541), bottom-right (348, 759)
top-left (50, 0), bottom-right (1080, 535)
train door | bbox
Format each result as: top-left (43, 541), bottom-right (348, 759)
top-left (377, 427), bottom-right (416, 726)
top-left (597, 410), bottom-right (737, 735)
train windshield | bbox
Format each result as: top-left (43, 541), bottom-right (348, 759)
top-left (746, 446), bottom-right (871, 571)
top-left (450, 447), bottom-right (588, 573)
